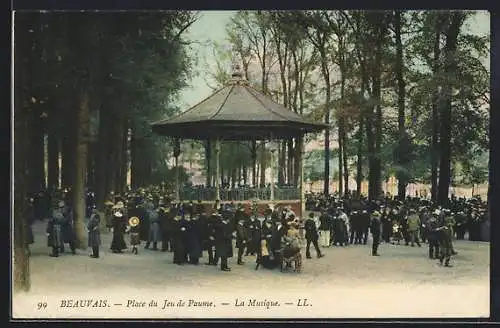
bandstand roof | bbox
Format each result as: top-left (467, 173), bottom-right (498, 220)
top-left (150, 68), bottom-right (327, 141)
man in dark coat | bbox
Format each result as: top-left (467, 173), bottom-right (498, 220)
top-left (349, 210), bottom-right (361, 244)
top-left (261, 217), bottom-right (274, 251)
top-left (235, 217), bottom-right (248, 265)
top-left (172, 214), bottom-right (189, 265)
top-left (318, 209), bottom-right (331, 247)
top-left (271, 220), bottom-right (287, 253)
top-left (160, 207), bottom-right (173, 252)
top-left (87, 207), bottom-right (101, 258)
top-left (332, 209), bottom-right (347, 246)
top-left (47, 200), bottom-right (65, 257)
top-left (436, 224), bottom-right (453, 267)
top-left (360, 209), bottom-right (371, 245)
top-left (304, 213), bottom-right (323, 259)
top-left (145, 204), bottom-right (161, 251)
top-left (187, 214), bottom-right (202, 265)
top-left (215, 214), bottom-right (233, 271)
top-left (427, 212), bottom-right (440, 259)
top-left (202, 213), bottom-right (218, 265)
top-left (60, 202), bottom-right (76, 255)
top-left (454, 211), bottom-right (467, 240)
top-left (137, 201), bottom-right (149, 242)
top-left (25, 198), bottom-right (35, 255)
top-left (370, 211), bottom-right (382, 256)
top-left (245, 212), bottom-right (261, 256)
top-left (381, 207), bottom-right (392, 243)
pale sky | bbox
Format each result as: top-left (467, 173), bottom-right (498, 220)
top-left (177, 10), bottom-right (490, 110)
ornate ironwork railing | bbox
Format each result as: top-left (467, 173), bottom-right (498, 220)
top-left (179, 187), bottom-right (300, 201)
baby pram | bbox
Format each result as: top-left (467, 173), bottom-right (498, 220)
top-left (276, 236), bottom-right (302, 273)
top-left (255, 235), bottom-right (302, 273)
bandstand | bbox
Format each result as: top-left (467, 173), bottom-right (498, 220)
top-left (150, 64), bottom-right (326, 218)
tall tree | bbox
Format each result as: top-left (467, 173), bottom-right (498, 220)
top-left (437, 12), bottom-right (468, 204)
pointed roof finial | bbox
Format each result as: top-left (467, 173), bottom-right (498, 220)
top-left (231, 62), bottom-right (243, 79)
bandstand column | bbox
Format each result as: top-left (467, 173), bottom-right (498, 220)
top-left (215, 139), bottom-right (221, 202)
top-left (267, 140), bottom-right (278, 202)
top-left (270, 150), bottom-right (275, 202)
top-left (299, 135), bottom-right (305, 219)
top-left (174, 138), bottom-right (181, 202)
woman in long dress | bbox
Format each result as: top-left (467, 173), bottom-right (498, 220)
top-left (110, 206), bottom-right (127, 253)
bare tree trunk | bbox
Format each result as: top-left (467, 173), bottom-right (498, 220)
top-left (394, 11), bottom-right (408, 200)
top-left (130, 127), bottom-right (139, 189)
top-left (370, 21), bottom-right (385, 201)
top-left (431, 26), bottom-right (442, 203)
top-left (14, 18), bottom-right (31, 291)
top-left (343, 139), bottom-right (349, 196)
top-left (119, 122), bottom-right (129, 192)
top-left (114, 119), bottom-right (124, 193)
top-left (338, 127), bottom-right (344, 196)
top-left (47, 129), bottom-right (59, 193)
top-left (322, 54), bottom-right (331, 195)
top-left (61, 100), bottom-right (76, 190)
top-left (106, 123), bottom-right (117, 194)
top-left (72, 88), bottom-right (90, 249)
top-left (29, 120), bottom-right (46, 192)
top-left (356, 123), bottom-right (364, 198)
top-left (438, 14), bottom-right (464, 205)
top-left (356, 59), bottom-right (368, 198)
top-left (95, 103), bottom-right (111, 207)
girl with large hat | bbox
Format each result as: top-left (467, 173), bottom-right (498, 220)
top-left (127, 216), bottom-right (141, 254)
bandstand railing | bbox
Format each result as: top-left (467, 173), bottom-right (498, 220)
top-left (179, 187), bottom-right (300, 201)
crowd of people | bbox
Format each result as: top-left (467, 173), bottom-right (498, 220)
top-left (24, 186), bottom-right (489, 271)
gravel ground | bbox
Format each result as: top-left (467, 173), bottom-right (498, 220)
top-left (12, 220), bottom-right (490, 319)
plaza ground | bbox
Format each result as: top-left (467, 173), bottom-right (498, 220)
top-left (13, 220), bottom-right (490, 319)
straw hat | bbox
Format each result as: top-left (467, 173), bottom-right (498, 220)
top-left (128, 216), bottom-right (140, 227)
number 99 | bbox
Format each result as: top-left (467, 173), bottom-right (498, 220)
top-left (37, 302), bottom-right (47, 310)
